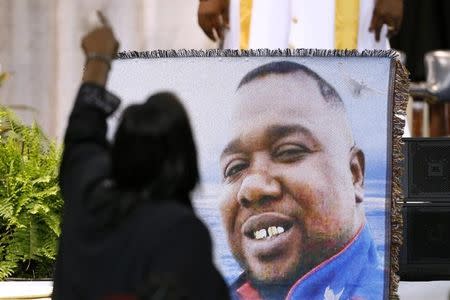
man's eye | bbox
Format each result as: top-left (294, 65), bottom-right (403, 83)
top-left (224, 160), bottom-right (248, 178)
top-left (274, 144), bottom-right (310, 161)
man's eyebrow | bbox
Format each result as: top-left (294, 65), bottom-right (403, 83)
top-left (221, 139), bottom-right (242, 159)
top-left (220, 124), bottom-right (316, 159)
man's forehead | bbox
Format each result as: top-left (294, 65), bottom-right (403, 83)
top-left (233, 72), bottom-right (329, 119)
top-left (227, 72), bottom-right (355, 152)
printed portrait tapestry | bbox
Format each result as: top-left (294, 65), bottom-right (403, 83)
top-left (109, 50), bottom-right (407, 300)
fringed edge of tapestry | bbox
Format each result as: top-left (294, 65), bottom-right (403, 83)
top-left (390, 60), bottom-right (409, 300)
top-left (117, 48), bottom-right (397, 58)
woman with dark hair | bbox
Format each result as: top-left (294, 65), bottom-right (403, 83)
top-left (52, 18), bottom-right (229, 300)
top-left (112, 92), bottom-right (199, 201)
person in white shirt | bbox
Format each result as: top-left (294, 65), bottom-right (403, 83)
top-left (198, 0), bottom-right (403, 50)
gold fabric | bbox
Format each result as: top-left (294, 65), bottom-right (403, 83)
top-left (334, 0), bottom-right (360, 49)
top-left (240, 0), bottom-right (253, 49)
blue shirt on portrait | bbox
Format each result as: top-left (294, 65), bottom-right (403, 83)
top-left (232, 224), bottom-right (385, 300)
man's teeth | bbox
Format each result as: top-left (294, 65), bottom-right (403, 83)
top-left (254, 229), bottom-right (267, 239)
top-left (253, 226), bottom-right (285, 240)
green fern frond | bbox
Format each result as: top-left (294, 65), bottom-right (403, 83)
top-left (0, 106), bottom-right (62, 280)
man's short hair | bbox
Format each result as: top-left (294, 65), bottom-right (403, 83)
top-left (237, 61), bottom-right (344, 108)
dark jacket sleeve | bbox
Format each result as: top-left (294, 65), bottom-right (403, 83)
top-left (59, 83), bottom-right (120, 208)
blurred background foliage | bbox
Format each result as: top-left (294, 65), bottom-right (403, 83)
top-left (0, 70), bottom-right (63, 280)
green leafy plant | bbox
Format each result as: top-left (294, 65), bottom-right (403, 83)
top-left (0, 107), bottom-right (62, 280)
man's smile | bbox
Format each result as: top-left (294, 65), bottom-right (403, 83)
top-left (241, 212), bottom-right (297, 258)
top-left (253, 225), bottom-right (285, 240)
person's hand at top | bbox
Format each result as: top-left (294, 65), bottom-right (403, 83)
top-left (82, 11), bottom-right (119, 86)
top-left (369, 0), bottom-right (403, 42)
top-left (198, 0), bottom-right (229, 42)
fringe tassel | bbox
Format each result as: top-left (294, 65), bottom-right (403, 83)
top-left (116, 48), bottom-right (399, 59)
top-left (390, 60), bottom-right (409, 300)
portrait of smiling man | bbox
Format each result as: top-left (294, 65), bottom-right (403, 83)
top-left (219, 61), bottom-right (385, 300)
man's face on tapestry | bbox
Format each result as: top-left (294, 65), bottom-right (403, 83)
top-left (219, 71), bottom-right (366, 284)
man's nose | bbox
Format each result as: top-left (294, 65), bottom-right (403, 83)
top-left (237, 172), bottom-right (281, 208)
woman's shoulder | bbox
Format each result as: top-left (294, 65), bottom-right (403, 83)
top-left (152, 201), bottom-right (195, 217)
top-left (138, 200), bottom-right (203, 228)
top-left (137, 201), bottom-right (212, 248)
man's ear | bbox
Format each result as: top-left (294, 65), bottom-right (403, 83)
top-left (350, 147), bottom-right (365, 203)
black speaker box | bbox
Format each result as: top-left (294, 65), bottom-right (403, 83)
top-left (400, 203), bottom-right (450, 280)
top-left (402, 138), bottom-right (450, 200)
top-left (400, 138), bottom-right (450, 280)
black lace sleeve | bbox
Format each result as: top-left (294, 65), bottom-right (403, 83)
top-left (59, 83), bottom-right (120, 208)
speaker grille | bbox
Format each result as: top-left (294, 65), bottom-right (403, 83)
top-left (408, 207), bottom-right (450, 263)
top-left (408, 140), bottom-right (450, 198)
